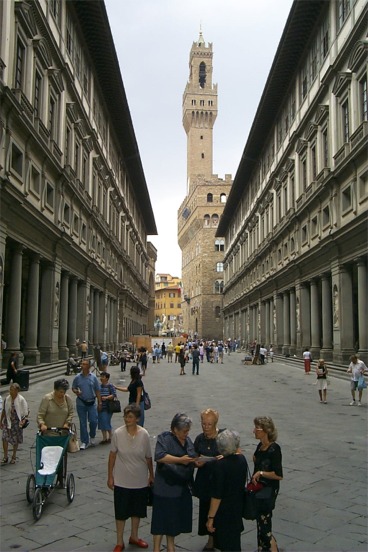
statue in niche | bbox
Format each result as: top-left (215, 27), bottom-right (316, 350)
top-left (54, 281), bottom-right (60, 325)
top-left (333, 285), bottom-right (339, 327)
top-left (296, 298), bottom-right (300, 333)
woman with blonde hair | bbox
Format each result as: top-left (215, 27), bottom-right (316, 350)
top-left (251, 416), bottom-right (283, 552)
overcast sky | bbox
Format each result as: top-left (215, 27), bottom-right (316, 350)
top-left (104, 0), bottom-right (294, 277)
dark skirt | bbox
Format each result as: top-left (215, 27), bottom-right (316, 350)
top-left (114, 486), bottom-right (148, 520)
top-left (151, 488), bottom-right (192, 536)
top-left (198, 498), bottom-right (211, 535)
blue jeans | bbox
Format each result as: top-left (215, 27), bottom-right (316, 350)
top-left (192, 359), bottom-right (199, 374)
top-left (76, 398), bottom-right (98, 444)
top-left (139, 401), bottom-right (145, 427)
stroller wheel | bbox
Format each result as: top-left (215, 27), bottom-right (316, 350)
top-left (32, 488), bottom-right (44, 521)
top-left (66, 473), bottom-right (75, 503)
top-left (26, 474), bottom-right (36, 503)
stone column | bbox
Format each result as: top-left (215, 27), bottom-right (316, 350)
top-left (310, 278), bottom-right (321, 358)
top-left (39, 263), bottom-right (59, 362)
top-left (67, 277), bottom-right (78, 354)
top-left (275, 292), bottom-right (283, 353)
top-left (339, 265), bottom-right (354, 362)
top-left (265, 300), bottom-right (270, 347)
top-left (300, 283), bottom-right (311, 349)
top-left (93, 289), bottom-right (100, 346)
top-left (6, 245), bottom-right (23, 359)
top-left (0, 226), bottom-right (6, 369)
top-left (320, 274), bottom-right (333, 360)
top-left (269, 297), bottom-right (274, 347)
top-left (357, 259), bottom-right (368, 360)
top-left (290, 288), bottom-right (296, 354)
top-left (58, 271), bottom-right (69, 359)
top-left (100, 291), bottom-right (106, 346)
top-left (260, 301), bottom-right (266, 345)
top-left (24, 254), bottom-right (40, 364)
top-left (77, 281), bottom-right (87, 343)
top-left (282, 291), bottom-right (290, 355)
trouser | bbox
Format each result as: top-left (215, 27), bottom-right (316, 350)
top-left (76, 399), bottom-right (98, 444)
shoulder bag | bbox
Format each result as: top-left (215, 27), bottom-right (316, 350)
top-left (68, 423), bottom-right (80, 453)
top-left (143, 388), bottom-right (151, 410)
top-left (108, 398), bottom-right (121, 413)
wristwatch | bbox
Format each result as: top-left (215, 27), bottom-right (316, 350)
top-left (260, 471), bottom-right (264, 476)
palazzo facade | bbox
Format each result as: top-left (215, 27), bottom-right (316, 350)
top-left (0, 0), bottom-right (157, 367)
top-left (217, 0), bottom-right (368, 363)
top-left (178, 32), bottom-right (232, 341)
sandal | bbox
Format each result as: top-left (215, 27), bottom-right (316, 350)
top-left (10, 456), bottom-right (17, 464)
top-left (1, 457), bottom-right (8, 464)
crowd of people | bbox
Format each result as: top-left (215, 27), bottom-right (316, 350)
top-left (0, 347), bottom-right (367, 551)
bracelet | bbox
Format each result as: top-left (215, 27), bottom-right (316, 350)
top-left (208, 516), bottom-right (215, 519)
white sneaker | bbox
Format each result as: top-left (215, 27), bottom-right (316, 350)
top-left (349, 400), bottom-right (356, 406)
top-left (80, 442), bottom-right (88, 450)
top-left (89, 438), bottom-right (97, 446)
top-left (358, 401), bottom-right (362, 406)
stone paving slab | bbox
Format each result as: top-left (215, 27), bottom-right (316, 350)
top-left (1, 354), bottom-right (367, 551)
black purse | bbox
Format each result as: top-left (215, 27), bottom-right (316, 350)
top-left (108, 398), bottom-right (121, 413)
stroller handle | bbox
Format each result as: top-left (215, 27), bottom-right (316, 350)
top-left (38, 427), bottom-right (73, 434)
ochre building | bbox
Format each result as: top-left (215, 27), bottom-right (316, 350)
top-left (217, 0), bottom-right (368, 363)
top-left (178, 32), bottom-right (232, 341)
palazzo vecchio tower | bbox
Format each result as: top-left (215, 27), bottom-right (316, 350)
top-left (178, 31), bottom-right (232, 341)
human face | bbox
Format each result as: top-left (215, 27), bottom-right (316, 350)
top-left (54, 388), bottom-right (66, 401)
top-left (124, 412), bottom-right (138, 427)
top-left (253, 426), bottom-right (264, 439)
top-left (100, 375), bottom-right (108, 385)
top-left (81, 361), bottom-right (90, 374)
top-left (173, 426), bottom-right (190, 443)
top-left (201, 415), bottom-right (217, 438)
top-left (9, 386), bottom-right (18, 399)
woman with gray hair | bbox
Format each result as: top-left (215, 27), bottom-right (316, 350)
top-left (151, 413), bottom-right (197, 552)
top-left (205, 429), bottom-right (248, 551)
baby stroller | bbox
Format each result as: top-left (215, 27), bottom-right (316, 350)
top-left (26, 428), bottom-right (76, 521)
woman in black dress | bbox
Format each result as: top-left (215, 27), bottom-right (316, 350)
top-left (151, 413), bottom-right (196, 552)
top-left (116, 366), bottom-right (145, 426)
top-left (206, 429), bottom-right (248, 552)
top-left (251, 416), bottom-right (283, 552)
top-left (194, 408), bottom-right (224, 551)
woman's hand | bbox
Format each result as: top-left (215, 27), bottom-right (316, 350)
top-left (206, 518), bottom-right (215, 533)
top-left (180, 455), bottom-right (196, 465)
top-left (252, 471), bottom-right (262, 484)
top-left (40, 423), bottom-right (47, 433)
top-left (107, 475), bottom-right (114, 490)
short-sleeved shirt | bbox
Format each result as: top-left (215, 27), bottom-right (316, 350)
top-left (72, 372), bottom-right (100, 402)
top-left (111, 425), bottom-right (151, 488)
top-left (128, 380), bottom-right (143, 403)
top-left (349, 361), bottom-right (366, 381)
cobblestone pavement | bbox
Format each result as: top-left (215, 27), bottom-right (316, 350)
top-left (0, 353), bottom-right (367, 552)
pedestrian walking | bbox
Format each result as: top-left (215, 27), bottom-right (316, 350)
top-left (72, 359), bottom-right (102, 449)
top-left (347, 354), bottom-right (368, 406)
top-left (303, 347), bottom-right (312, 374)
top-left (315, 359), bottom-right (328, 403)
top-left (1, 383), bottom-right (29, 464)
top-left (192, 344), bottom-right (200, 375)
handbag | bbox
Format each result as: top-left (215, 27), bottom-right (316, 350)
top-left (243, 487), bottom-right (259, 520)
top-left (358, 374), bottom-right (367, 390)
top-left (68, 423), bottom-right (80, 453)
top-left (108, 398), bottom-right (122, 413)
top-left (143, 389), bottom-right (151, 410)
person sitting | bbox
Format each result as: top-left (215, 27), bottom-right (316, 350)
top-left (66, 355), bottom-right (79, 375)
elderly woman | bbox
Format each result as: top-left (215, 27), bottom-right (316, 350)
top-left (251, 416), bottom-right (283, 552)
top-left (151, 413), bottom-right (197, 552)
top-left (116, 366), bottom-right (145, 426)
top-left (1, 383), bottom-right (29, 464)
top-left (194, 409), bottom-right (225, 552)
top-left (108, 404), bottom-right (154, 552)
top-left (205, 429), bottom-right (248, 552)
top-left (37, 379), bottom-right (74, 432)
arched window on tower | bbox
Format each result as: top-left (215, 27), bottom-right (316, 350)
top-left (212, 214), bottom-right (219, 227)
top-left (199, 62), bottom-right (206, 88)
top-left (204, 214), bottom-right (210, 227)
top-left (214, 281), bottom-right (223, 294)
top-left (216, 262), bottom-right (224, 272)
top-left (220, 193), bottom-right (227, 203)
top-left (207, 193), bottom-right (213, 203)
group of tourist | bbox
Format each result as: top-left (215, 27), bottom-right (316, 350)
top-left (108, 408), bottom-right (282, 552)
top-left (1, 351), bottom-right (367, 552)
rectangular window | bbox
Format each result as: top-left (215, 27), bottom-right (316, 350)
top-left (50, 0), bottom-right (61, 26)
top-left (30, 165), bottom-right (41, 195)
top-left (342, 100), bottom-right (349, 143)
top-left (74, 140), bottom-right (80, 175)
top-left (358, 171), bottom-right (368, 199)
top-left (49, 92), bottom-right (58, 140)
top-left (65, 126), bottom-right (71, 165)
top-left (11, 142), bottom-right (23, 176)
top-left (322, 205), bottom-right (330, 227)
top-left (360, 75), bottom-right (367, 122)
top-left (301, 157), bottom-right (307, 191)
top-left (311, 144), bottom-right (317, 181)
top-left (66, 11), bottom-right (74, 56)
top-left (46, 182), bottom-right (54, 208)
top-left (301, 66), bottom-right (308, 101)
top-left (81, 222), bottom-right (87, 242)
top-left (342, 185), bottom-right (352, 211)
top-left (337, 0), bottom-right (351, 31)
top-left (301, 225), bottom-right (308, 244)
top-left (34, 70), bottom-right (42, 117)
top-left (321, 18), bottom-right (329, 59)
top-left (64, 203), bottom-right (70, 225)
top-left (311, 216), bottom-right (318, 237)
top-left (15, 37), bottom-right (26, 89)
top-left (322, 128), bottom-right (329, 167)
